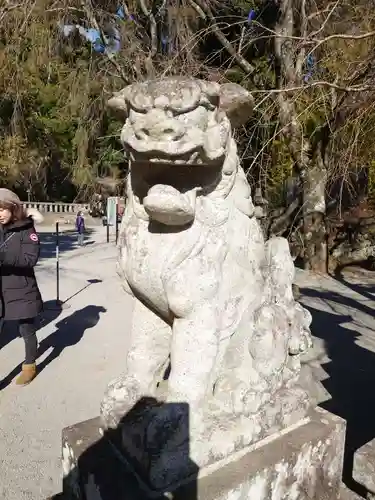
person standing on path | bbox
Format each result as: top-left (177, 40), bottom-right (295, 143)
top-left (0, 189), bottom-right (43, 386)
top-left (75, 211), bottom-right (85, 246)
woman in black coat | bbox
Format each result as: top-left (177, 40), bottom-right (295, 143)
top-left (0, 188), bottom-right (43, 386)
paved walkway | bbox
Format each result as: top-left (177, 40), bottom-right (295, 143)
top-left (296, 266), bottom-right (375, 493)
top-left (0, 226), bottom-right (133, 499)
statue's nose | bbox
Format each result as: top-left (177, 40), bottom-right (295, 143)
top-left (135, 109), bottom-right (184, 141)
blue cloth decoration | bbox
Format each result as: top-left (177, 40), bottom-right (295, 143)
top-left (106, 27), bottom-right (121, 54)
top-left (303, 54), bottom-right (316, 82)
top-left (161, 35), bottom-right (168, 53)
top-left (60, 23), bottom-right (121, 54)
top-left (84, 28), bottom-right (101, 44)
top-left (62, 24), bottom-right (75, 36)
top-left (306, 54), bottom-right (315, 70)
top-left (116, 6), bottom-right (134, 21)
top-left (116, 6), bottom-right (125, 19)
top-left (93, 41), bottom-right (106, 53)
top-left (248, 9), bottom-right (256, 22)
top-left (60, 5), bottom-right (128, 56)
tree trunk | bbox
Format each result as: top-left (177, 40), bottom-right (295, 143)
top-left (274, 0), bottom-right (328, 273)
top-left (302, 156), bottom-right (328, 272)
top-left (303, 212), bottom-right (327, 272)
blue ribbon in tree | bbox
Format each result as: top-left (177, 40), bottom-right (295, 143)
top-left (61, 5), bottom-right (135, 55)
top-left (116, 6), bottom-right (126, 19)
top-left (248, 9), bottom-right (256, 22)
top-left (116, 6), bottom-right (134, 21)
top-left (303, 54), bottom-right (316, 82)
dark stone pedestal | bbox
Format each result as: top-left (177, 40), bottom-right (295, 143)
top-left (59, 407), bottom-right (353, 500)
top-left (61, 417), bottom-right (156, 499)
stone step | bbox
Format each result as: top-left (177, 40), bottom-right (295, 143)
top-left (59, 408), bottom-right (348, 500)
top-left (340, 485), bottom-right (365, 499)
top-left (353, 438), bottom-right (375, 498)
top-left (49, 484), bottom-right (364, 499)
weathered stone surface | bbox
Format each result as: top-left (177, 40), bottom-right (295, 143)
top-left (61, 407), bottom-right (347, 500)
top-left (194, 407), bottom-right (346, 500)
top-left (62, 417), bottom-right (104, 499)
top-left (101, 77), bottom-right (313, 483)
top-left (353, 438), bottom-right (375, 498)
top-left (339, 485), bottom-right (364, 500)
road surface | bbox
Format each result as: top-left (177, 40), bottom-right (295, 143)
top-left (0, 226), bottom-right (132, 499)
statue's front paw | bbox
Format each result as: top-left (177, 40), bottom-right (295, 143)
top-left (288, 330), bottom-right (313, 355)
top-left (243, 390), bottom-right (265, 415)
top-left (101, 375), bottom-right (143, 428)
top-left (230, 381), bottom-right (249, 414)
top-left (301, 330), bottom-right (313, 351)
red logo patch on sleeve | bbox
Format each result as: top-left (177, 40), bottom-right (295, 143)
top-left (30, 233), bottom-right (38, 242)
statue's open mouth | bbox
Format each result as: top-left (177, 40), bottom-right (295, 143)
top-left (124, 116), bottom-right (229, 226)
top-left (129, 147), bottom-right (206, 165)
top-left (130, 159), bottom-right (222, 226)
top-left (131, 151), bottom-right (201, 165)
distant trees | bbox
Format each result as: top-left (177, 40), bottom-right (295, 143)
top-left (2, 0), bottom-right (375, 271)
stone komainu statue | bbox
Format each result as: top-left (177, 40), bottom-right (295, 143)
top-left (100, 77), bottom-right (312, 481)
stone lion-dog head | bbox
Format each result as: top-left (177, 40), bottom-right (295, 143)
top-left (108, 77), bottom-right (254, 227)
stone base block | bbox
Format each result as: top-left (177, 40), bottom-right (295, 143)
top-left (353, 438), bottom-right (375, 499)
top-left (339, 485), bottom-right (364, 500)
top-left (61, 406), bottom-right (349, 500)
top-left (113, 388), bottom-right (311, 490)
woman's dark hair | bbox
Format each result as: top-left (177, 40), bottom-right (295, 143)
top-left (0, 201), bottom-right (27, 221)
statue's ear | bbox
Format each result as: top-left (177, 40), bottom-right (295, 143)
top-left (107, 88), bottom-right (130, 120)
top-left (219, 83), bottom-right (254, 128)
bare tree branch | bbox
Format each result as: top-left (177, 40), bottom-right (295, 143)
top-left (307, 3), bottom-right (340, 21)
top-left (138, 0), bottom-right (158, 75)
top-left (270, 196), bottom-right (301, 235)
top-left (310, 0), bottom-right (340, 38)
top-left (252, 81), bottom-right (375, 95)
top-left (308, 29), bottom-right (375, 57)
top-left (295, 0), bottom-right (308, 78)
top-left (0, 2), bottom-right (23, 23)
top-left (251, 21), bottom-right (375, 49)
top-left (187, 0), bottom-right (255, 75)
top-left (81, 0), bottom-right (130, 84)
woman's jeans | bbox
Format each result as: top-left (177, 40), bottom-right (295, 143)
top-left (0, 318), bottom-right (38, 364)
top-left (77, 233), bottom-right (84, 246)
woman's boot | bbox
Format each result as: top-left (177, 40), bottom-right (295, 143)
top-left (17, 319), bottom-right (38, 385)
top-left (15, 363), bottom-right (37, 386)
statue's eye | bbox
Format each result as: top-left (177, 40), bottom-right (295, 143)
top-left (132, 92), bottom-right (153, 110)
top-left (129, 109), bottom-right (146, 123)
top-left (129, 106), bottom-right (149, 114)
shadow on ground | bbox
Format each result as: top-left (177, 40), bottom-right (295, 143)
top-left (0, 299), bottom-right (64, 352)
top-left (0, 304), bottom-right (106, 391)
top-left (50, 398), bottom-right (198, 500)
top-left (37, 304), bottom-right (106, 373)
top-left (334, 265), bottom-right (375, 304)
top-left (302, 285), bottom-right (375, 497)
top-left (38, 229), bottom-right (95, 261)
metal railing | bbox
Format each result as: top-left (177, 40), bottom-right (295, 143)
top-left (23, 202), bottom-right (90, 214)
